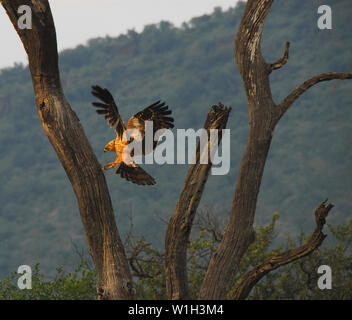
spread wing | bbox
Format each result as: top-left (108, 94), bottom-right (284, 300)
top-left (116, 162), bottom-right (156, 186)
top-left (127, 101), bottom-right (174, 154)
top-left (91, 85), bottom-right (126, 139)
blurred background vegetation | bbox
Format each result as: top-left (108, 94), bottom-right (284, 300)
top-left (1, 212), bottom-right (351, 299)
top-left (0, 0), bottom-right (351, 297)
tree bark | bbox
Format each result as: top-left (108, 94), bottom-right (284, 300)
top-left (165, 103), bottom-right (231, 300)
top-left (3, 0), bottom-right (351, 301)
top-left (1, 0), bottom-right (133, 299)
top-left (199, 0), bottom-right (352, 299)
top-left (231, 199), bottom-right (334, 300)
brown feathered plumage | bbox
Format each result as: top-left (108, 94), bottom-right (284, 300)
top-left (91, 85), bottom-right (174, 185)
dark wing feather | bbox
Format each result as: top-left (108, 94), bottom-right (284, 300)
top-left (127, 101), bottom-right (174, 154)
top-left (91, 85), bottom-right (126, 138)
top-left (116, 162), bottom-right (156, 186)
top-left (132, 101), bottom-right (174, 131)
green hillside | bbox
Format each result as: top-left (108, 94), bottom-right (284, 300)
top-left (0, 0), bottom-right (351, 277)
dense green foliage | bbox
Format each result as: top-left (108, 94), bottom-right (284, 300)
top-left (0, 262), bottom-right (96, 300)
top-left (1, 215), bottom-right (351, 300)
top-left (0, 0), bottom-right (351, 279)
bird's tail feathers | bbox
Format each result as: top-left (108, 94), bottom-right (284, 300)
top-left (116, 162), bottom-right (156, 186)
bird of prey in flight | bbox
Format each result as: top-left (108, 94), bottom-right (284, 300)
top-left (91, 85), bottom-right (174, 185)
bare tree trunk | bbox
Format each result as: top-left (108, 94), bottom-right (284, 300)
top-left (199, 0), bottom-right (351, 299)
top-left (165, 104), bottom-right (231, 300)
top-left (1, 0), bottom-right (133, 300)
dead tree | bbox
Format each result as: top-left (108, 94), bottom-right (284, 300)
top-left (2, 0), bottom-right (351, 300)
top-left (1, 0), bottom-right (133, 300)
top-left (165, 0), bottom-right (351, 300)
top-left (198, 0), bottom-right (351, 300)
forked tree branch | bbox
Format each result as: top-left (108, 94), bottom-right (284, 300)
top-left (277, 72), bottom-right (352, 119)
top-left (231, 199), bottom-right (334, 300)
top-left (199, 0), bottom-right (350, 300)
top-left (165, 103), bottom-right (231, 300)
top-left (269, 41), bottom-right (290, 72)
top-left (1, 0), bottom-right (133, 299)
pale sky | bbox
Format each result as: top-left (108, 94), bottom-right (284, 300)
top-left (0, 0), bottom-right (240, 69)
